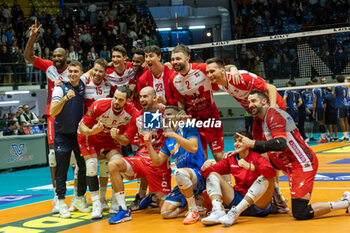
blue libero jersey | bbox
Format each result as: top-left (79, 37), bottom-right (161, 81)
top-left (302, 90), bottom-right (313, 110)
top-left (161, 126), bottom-right (205, 170)
top-left (334, 86), bottom-right (348, 108)
top-left (54, 80), bottom-right (85, 134)
top-left (312, 87), bottom-right (324, 110)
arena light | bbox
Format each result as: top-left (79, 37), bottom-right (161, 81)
top-left (157, 28), bottom-right (171, 31)
top-left (4, 91), bottom-right (30, 95)
top-left (177, 27), bottom-right (183, 30)
top-left (0, 100), bottom-right (20, 105)
top-left (189, 25), bottom-right (206, 29)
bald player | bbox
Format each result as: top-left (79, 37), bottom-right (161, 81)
top-left (24, 20), bottom-right (79, 213)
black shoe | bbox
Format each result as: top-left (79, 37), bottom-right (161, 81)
top-left (129, 193), bottom-right (141, 211)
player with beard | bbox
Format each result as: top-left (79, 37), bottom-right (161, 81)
top-left (107, 86), bottom-right (171, 224)
top-left (205, 57), bottom-right (288, 213)
top-left (137, 45), bottom-right (177, 106)
top-left (106, 45), bottom-right (136, 94)
top-left (77, 86), bottom-right (136, 219)
top-left (169, 45), bottom-right (224, 164)
top-left (24, 20), bottom-right (79, 213)
top-left (230, 89), bottom-right (350, 224)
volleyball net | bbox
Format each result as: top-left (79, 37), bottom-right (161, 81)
top-left (161, 26), bottom-right (350, 88)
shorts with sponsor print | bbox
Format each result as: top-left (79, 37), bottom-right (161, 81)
top-left (77, 133), bottom-right (121, 156)
top-left (123, 155), bottom-right (171, 194)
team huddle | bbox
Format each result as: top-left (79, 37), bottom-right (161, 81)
top-left (23, 21), bottom-right (350, 226)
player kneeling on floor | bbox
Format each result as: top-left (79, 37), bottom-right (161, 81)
top-left (201, 131), bottom-right (276, 226)
top-left (144, 106), bottom-right (206, 225)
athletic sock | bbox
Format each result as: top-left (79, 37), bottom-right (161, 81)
top-left (329, 200), bottom-right (349, 211)
top-left (212, 199), bottom-right (222, 210)
top-left (116, 191), bottom-right (127, 210)
top-left (91, 190), bottom-right (100, 202)
top-left (186, 195), bottom-right (198, 211)
top-left (234, 199), bottom-right (250, 215)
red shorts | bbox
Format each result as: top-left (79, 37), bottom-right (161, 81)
top-left (123, 155), bottom-right (171, 194)
top-left (288, 160), bottom-right (318, 198)
top-left (47, 115), bottom-right (55, 145)
top-left (199, 134), bottom-right (225, 154)
top-left (77, 133), bottom-right (121, 156)
top-left (192, 104), bottom-right (224, 154)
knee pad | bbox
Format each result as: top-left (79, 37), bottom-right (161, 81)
top-left (291, 198), bottom-right (314, 220)
top-left (70, 152), bottom-right (77, 167)
top-left (110, 153), bottom-right (122, 161)
top-left (86, 158), bottom-right (98, 177)
top-left (206, 173), bottom-right (222, 197)
top-left (245, 175), bottom-right (269, 201)
top-left (174, 169), bottom-right (193, 190)
top-left (161, 208), bottom-right (180, 219)
top-left (48, 150), bottom-right (56, 167)
top-left (99, 159), bottom-right (109, 178)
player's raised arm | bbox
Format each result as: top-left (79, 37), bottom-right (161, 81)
top-left (144, 132), bottom-right (168, 166)
top-left (24, 20), bottom-right (42, 64)
top-left (266, 83), bottom-right (278, 108)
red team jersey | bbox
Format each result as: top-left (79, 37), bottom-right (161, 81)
top-left (78, 99), bottom-right (136, 156)
top-left (170, 63), bottom-right (220, 114)
top-left (33, 57), bottom-right (70, 115)
top-left (170, 63), bottom-right (224, 152)
top-left (124, 110), bottom-right (166, 158)
top-left (201, 150), bottom-right (276, 195)
top-left (137, 66), bottom-right (177, 105)
top-left (221, 70), bottom-right (286, 112)
top-left (80, 98), bottom-right (136, 137)
top-left (106, 62), bottom-right (136, 94)
top-left (81, 75), bottom-right (111, 111)
top-left (262, 107), bottom-right (318, 198)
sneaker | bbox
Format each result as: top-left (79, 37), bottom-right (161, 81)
top-left (100, 198), bottom-right (110, 210)
top-left (218, 208), bottom-right (239, 227)
top-left (316, 138), bottom-right (328, 143)
top-left (183, 209), bottom-right (199, 225)
top-left (69, 196), bottom-right (76, 211)
top-left (73, 196), bottom-right (91, 213)
top-left (139, 193), bottom-right (155, 210)
top-left (340, 191), bottom-right (350, 214)
top-left (52, 196), bottom-right (59, 214)
top-left (305, 138), bottom-right (310, 143)
top-left (330, 138), bottom-right (335, 142)
top-left (342, 138), bottom-right (349, 143)
top-left (338, 137), bottom-right (345, 142)
top-left (129, 193), bottom-right (141, 211)
top-left (334, 137), bottom-right (338, 141)
top-left (309, 137), bottom-right (316, 141)
top-left (108, 206), bottom-right (131, 224)
top-left (109, 199), bottom-right (119, 214)
top-left (271, 197), bottom-right (289, 214)
top-left (59, 202), bottom-right (71, 218)
top-left (202, 208), bottom-right (226, 226)
top-left (91, 201), bottom-right (104, 220)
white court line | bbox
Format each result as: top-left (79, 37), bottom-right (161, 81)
top-left (280, 187), bottom-right (349, 190)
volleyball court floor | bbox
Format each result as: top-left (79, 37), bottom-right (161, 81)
top-left (1, 136), bottom-right (350, 233)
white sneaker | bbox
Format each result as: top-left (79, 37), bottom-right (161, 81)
top-left (218, 208), bottom-right (239, 226)
top-left (110, 199), bottom-right (119, 214)
top-left (201, 208), bottom-right (226, 226)
top-left (69, 196), bottom-right (77, 212)
top-left (101, 198), bottom-right (110, 210)
top-left (340, 191), bottom-right (350, 214)
top-left (73, 196), bottom-right (91, 213)
top-left (52, 196), bottom-right (59, 214)
top-left (91, 201), bottom-right (104, 220)
top-left (59, 202), bottom-right (71, 218)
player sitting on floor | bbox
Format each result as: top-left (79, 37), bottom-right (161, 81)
top-left (144, 106), bottom-right (206, 225)
top-left (201, 131), bottom-right (276, 226)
